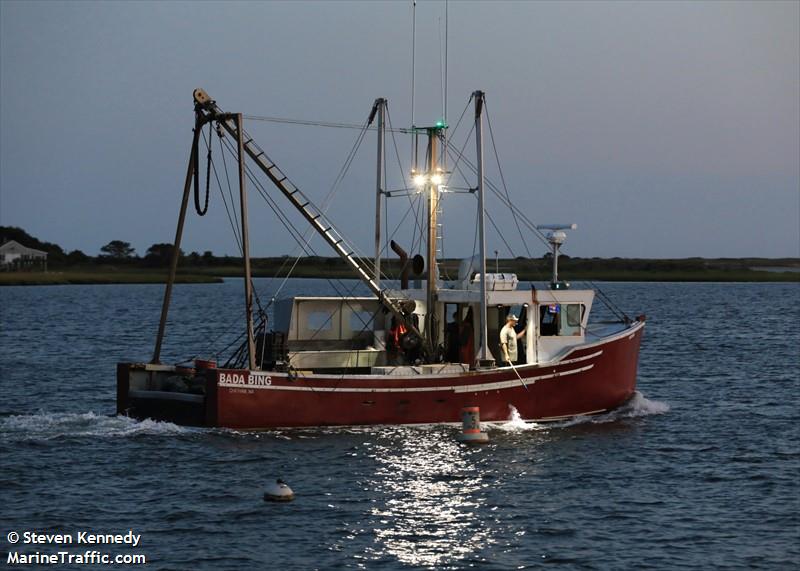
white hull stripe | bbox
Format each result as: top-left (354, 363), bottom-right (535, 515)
top-left (453, 364), bottom-right (593, 393)
top-left (219, 364), bottom-right (594, 393)
top-left (537, 350), bottom-right (603, 368)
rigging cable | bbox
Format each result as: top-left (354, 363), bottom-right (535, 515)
top-left (177, 308), bottom-right (248, 366)
top-left (445, 132), bottom-right (632, 319)
top-left (218, 136), bottom-right (313, 259)
top-left (216, 130), bottom-right (394, 335)
top-left (583, 280), bottom-right (630, 322)
top-left (238, 94), bottom-right (633, 327)
top-left (227, 153), bottom-right (380, 341)
top-left (385, 106), bottom-right (424, 253)
top-left (178, 132), bottom-right (263, 365)
top-left (191, 113), bottom-right (403, 363)
top-left (440, 96), bottom-right (475, 197)
top-left (445, 144), bottom-right (551, 249)
top-left (223, 116), bottom-right (375, 299)
top-left (216, 126), bottom-right (242, 240)
top-left (242, 114), bottom-right (412, 133)
top-left (207, 128), bottom-right (269, 315)
top-left (484, 207), bottom-right (517, 259)
top-left (202, 129), bottom-right (242, 253)
top-left (485, 99), bottom-right (532, 258)
top-left (444, 132), bottom-right (549, 287)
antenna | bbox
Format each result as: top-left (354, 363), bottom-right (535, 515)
top-left (410, 0), bottom-right (417, 165)
top-left (411, 0), bottom-right (416, 130)
top-left (438, 2), bottom-right (448, 129)
top-left (439, 17), bottom-right (444, 122)
top-left (442, 0), bottom-right (448, 172)
top-left (537, 224), bottom-right (577, 289)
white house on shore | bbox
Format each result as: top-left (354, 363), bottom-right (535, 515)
top-left (0, 240), bottom-right (48, 271)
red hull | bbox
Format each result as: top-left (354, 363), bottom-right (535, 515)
top-left (222, 322), bottom-right (642, 428)
top-left (118, 323), bottom-right (643, 429)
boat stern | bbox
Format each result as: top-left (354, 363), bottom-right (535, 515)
top-left (116, 362), bottom-right (218, 427)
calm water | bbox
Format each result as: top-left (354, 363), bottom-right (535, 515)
top-left (1, 279), bottom-right (798, 570)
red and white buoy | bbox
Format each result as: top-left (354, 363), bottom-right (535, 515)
top-left (456, 406), bottom-right (489, 444)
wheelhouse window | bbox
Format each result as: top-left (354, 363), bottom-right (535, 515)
top-left (561, 304), bottom-right (583, 336)
top-left (539, 303), bottom-right (584, 336)
top-left (540, 304), bottom-right (560, 336)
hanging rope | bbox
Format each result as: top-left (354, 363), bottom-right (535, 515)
top-left (194, 122), bottom-right (212, 216)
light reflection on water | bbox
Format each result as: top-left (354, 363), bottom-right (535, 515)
top-left (366, 429), bottom-right (492, 567)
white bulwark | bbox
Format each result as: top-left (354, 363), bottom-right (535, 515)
top-left (0, 240), bottom-right (48, 271)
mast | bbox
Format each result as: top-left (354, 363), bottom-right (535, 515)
top-left (474, 91), bottom-right (490, 363)
top-left (425, 128), bottom-right (440, 353)
top-left (372, 98), bottom-right (386, 289)
top-left (236, 113), bottom-right (257, 370)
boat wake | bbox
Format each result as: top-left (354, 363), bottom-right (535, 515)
top-left (495, 391), bottom-right (669, 432)
top-left (0, 411), bottom-right (189, 442)
top-left (607, 391), bottom-right (671, 419)
top-left (491, 406), bottom-right (550, 432)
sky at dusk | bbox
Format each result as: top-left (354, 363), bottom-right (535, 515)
top-left (1, 0), bottom-right (798, 260)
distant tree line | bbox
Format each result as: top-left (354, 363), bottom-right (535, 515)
top-left (96, 240), bottom-right (249, 268)
top-left (1, 226), bottom-right (223, 269)
top-left (96, 240), bottom-right (181, 267)
top-left (2, 226), bottom-right (797, 276)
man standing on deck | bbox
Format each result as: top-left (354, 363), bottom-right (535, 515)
top-left (500, 314), bottom-right (524, 366)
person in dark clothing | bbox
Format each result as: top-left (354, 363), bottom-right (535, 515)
top-left (459, 307), bottom-right (475, 367)
top-left (387, 317), bottom-right (407, 365)
top-left (445, 311), bottom-right (460, 363)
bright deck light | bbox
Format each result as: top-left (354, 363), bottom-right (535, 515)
top-left (430, 174), bottom-right (443, 186)
top-left (413, 174), bottom-right (426, 187)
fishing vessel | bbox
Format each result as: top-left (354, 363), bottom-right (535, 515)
top-left (116, 88), bottom-right (645, 428)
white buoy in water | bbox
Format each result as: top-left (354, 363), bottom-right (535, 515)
top-left (456, 406), bottom-right (489, 444)
top-left (263, 479), bottom-right (294, 502)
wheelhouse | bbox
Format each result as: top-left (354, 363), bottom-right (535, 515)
top-left (269, 274), bottom-right (595, 375)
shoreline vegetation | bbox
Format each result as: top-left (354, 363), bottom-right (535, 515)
top-left (1, 226), bottom-right (797, 286)
top-left (1, 256), bottom-right (798, 286)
